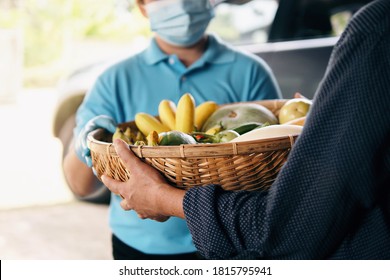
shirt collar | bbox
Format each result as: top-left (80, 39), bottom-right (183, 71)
top-left (143, 38), bottom-right (169, 65)
top-left (142, 34), bottom-right (235, 66)
top-left (201, 34), bottom-right (235, 64)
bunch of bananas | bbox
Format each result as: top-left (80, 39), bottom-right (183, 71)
top-left (112, 127), bottom-right (146, 145)
top-left (113, 93), bottom-right (219, 146)
top-left (135, 93), bottom-right (219, 136)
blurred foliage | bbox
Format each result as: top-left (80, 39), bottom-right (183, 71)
top-left (22, 0), bottom-right (150, 67)
top-left (0, 7), bottom-right (23, 28)
top-left (1, 0), bottom-right (150, 87)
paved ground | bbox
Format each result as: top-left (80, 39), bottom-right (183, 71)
top-left (0, 201), bottom-right (112, 260)
top-left (0, 89), bottom-right (112, 259)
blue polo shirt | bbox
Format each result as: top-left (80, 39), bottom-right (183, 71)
top-left (75, 34), bottom-right (281, 254)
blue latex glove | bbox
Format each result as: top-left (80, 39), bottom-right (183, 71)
top-left (75, 115), bottom-right (117, 167)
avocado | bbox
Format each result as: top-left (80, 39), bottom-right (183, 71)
top-left (159, 131), bottom-right (197, 146)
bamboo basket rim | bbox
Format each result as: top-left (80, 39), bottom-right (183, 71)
top-left (88, 129), bottom-right (299, 159)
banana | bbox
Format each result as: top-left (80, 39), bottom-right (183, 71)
top-left (195, 101), bottom-right (218, 131)
top-left (175, 93), bottom-right (195, 133)
top-left (135, 131), bottom-right (145, 142)
top-left (135, 113), bottom-right (170, 137)
top-left (158, 100), bottom-right (176, 130)
top-left (124, 127), bottom-right (133, 142)
top-left (146, 130), bottom-right (159, 146)
top-left (205, 124), bottom-right (223, 135)
top-left (112, 127), bottom-right (132, 144)
top-left (134, 140), bottom-right (146, 146)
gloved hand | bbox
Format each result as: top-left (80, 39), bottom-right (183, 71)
top-left (75, 115), bottom-right (117, 167)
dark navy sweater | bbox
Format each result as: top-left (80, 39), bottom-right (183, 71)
top-left (183, 0), bottom-right (390, 259)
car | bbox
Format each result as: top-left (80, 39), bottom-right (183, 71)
top-left (52, 0), bottom-right (373, 204)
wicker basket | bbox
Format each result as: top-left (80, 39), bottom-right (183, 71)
top-left (87, 99), bottom-right (298, 191)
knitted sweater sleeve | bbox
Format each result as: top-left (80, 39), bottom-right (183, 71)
top-left (183, 0), bottom-right (390, 260)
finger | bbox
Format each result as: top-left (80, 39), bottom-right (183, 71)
top-left (138, 214), bottom-right (170, 222)
top-left (114, 139), bottom-right (142, 169)
top-left (137, 213), bottom-right (146, 219)
top-left (155, 216), bottom-right (170, 222)
top-left (120, 199), bottom-right (132, 211)
top-left (101, 174), bottom-right (122, 195)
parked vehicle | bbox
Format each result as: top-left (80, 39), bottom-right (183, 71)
top-left (53, 0), bottom-right (372, 203)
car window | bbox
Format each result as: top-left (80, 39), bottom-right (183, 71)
top-left (208, 0), bottom-right (278, 45)
top-left (292, 1), bottom-right (367, 40)
top-left (209, 0), bottom-right (370, 45)
top-left (329, 4), bottom-right (365, 36)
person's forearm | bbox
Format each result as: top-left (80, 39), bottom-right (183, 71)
top-left (63, 146), bottom-right (99, 197)
top-left (155, 183), bottom-right (186, 219)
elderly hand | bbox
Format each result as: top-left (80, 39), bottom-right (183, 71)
top-left (101, 139), bottom-right (186, 222)
top-left (75, 115), bottom-right (117, 167)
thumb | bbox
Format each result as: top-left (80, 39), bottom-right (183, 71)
top-left (114, 139), bottom-right (141, 169)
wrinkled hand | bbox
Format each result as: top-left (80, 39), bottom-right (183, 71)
top-left (101, 139), bottom-right (171, 222)
top-left (75, 115), bottom-right (117, 167)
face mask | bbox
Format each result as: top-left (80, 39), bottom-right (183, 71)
top-left (145, 0), bottom-right (215, 47)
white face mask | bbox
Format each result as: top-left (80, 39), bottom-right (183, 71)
top-left (145, 0), bottom-right (215, 47)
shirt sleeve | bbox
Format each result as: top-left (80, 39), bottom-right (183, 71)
top-left (183, 3), bottom-right (390, 259)
top-left (73, 73), bottom-right (117, 137)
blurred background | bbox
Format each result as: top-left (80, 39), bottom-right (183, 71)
top-left (0, 0), bottom-right (152, 260)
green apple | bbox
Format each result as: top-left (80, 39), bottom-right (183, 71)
top-left (215, 130), bottom-right (240, 143)
top-left (278, 98), bottom-right (312, 124)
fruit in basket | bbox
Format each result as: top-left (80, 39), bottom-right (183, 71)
top-left (202, 103), bottom-right (278, 132)
top-left (284, 116), bottom-right (307, 126)
top-left (124, 127), bottom-right (132, 141)
top-left (278, 98), bottom-right (312, 124)
top-left (191, 130), bottom-right (239, 143)
top-left (191, 132), bottom-right (216, 143)
top-left (205, 124), bottom-right (223, 135)
top-left (112, 127), bottom-right (132, 144)
top-left (176, 93), bottom-right (196, 133)
top-left (134, 140), bottom-right (146, 146)
top-left (159, 131), bottom-right (197, 146)
top-left (146, 130), bottom-right (159, 146)
top-left (231, 124), bottom-right (303, 142)
top-left (231, 122), bottom-right (264, 135)
top-left (194, 101), bottom-right (218, 131)
top-left (158, 100), bottom-right (176, 130)
top-left (135, 113), bottom-right (170, 137)
top-left (215, 130), bottom-right (240, 143)
top-left (135, 131), bottom-right (146, 142)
